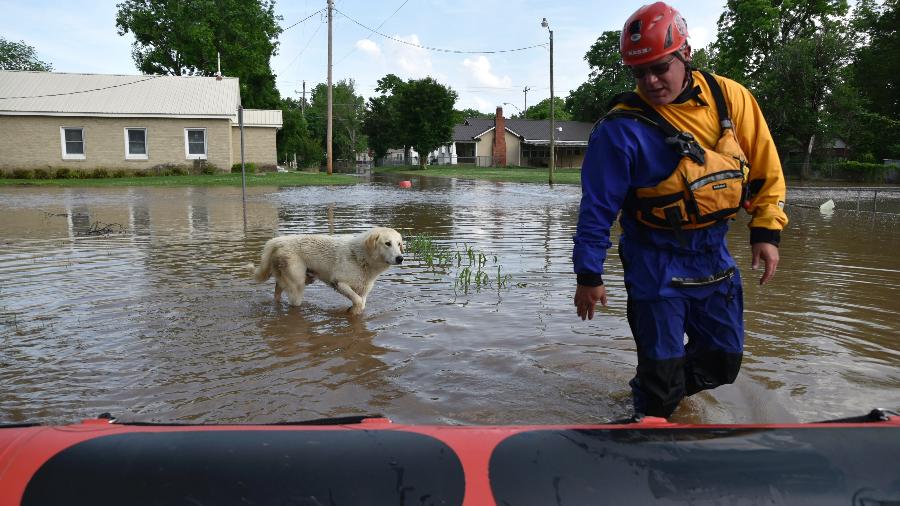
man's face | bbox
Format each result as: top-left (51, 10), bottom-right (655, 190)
top-left (631, 48), bottom-right (690, 106)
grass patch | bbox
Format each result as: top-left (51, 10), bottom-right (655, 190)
top-left (0, 171), bottom-right (358, 187)
top-left (374, 165), bottom-right (581, 184)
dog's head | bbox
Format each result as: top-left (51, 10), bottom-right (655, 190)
top-left (365, 227), bottom-right (404, 265)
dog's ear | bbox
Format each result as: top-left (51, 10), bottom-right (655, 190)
top-left (365, 231), bottom-right (379, 253)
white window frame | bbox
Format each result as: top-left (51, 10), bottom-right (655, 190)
top-left (60, 127), bottom-right (85, 160)
top-left (124, 127), bottom-right (149, 160)
top-left (184, 128), bottom-right (208, 160)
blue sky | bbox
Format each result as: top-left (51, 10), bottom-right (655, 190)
top-left (0, 0), bottom-right (727, 114)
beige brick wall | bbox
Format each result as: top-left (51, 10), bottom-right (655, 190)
top-left (230, 126), bottom-right (278, 168)
top-left (0, 115), bottom-right (234, 173)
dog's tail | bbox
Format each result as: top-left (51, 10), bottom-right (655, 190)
top-left (247, 240), bottom-right (277, 282)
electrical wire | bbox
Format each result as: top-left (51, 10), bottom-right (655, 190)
top-left (336, 0), bottom-right (410, 64)
top-left (282, 8), bottom-right (326, 32)
top-left (0, 75), bottom-right (163, 100)
top-left (333, 7), bottom-right (547, 54)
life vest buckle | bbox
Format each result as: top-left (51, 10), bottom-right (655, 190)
top-left (665, 132), bottom-right (705, 165)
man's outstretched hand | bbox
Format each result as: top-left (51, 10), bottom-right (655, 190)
top-left (751, 242), bottom-right (780, 285)
top-left (575, 284), bottom-right (607, 321)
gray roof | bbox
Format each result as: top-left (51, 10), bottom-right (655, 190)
top-left (0, 70), bottom-right (241, 118)
top-left (452, 117), bottom-right (593, 144)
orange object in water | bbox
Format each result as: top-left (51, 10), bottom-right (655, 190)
top-left (398, 180), bottom-right (412, 188)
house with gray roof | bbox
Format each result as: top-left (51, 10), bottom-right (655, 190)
top-left (0, 70), bottom-right (282, 174)
top-left (434, 106), bottom-right (593, 168)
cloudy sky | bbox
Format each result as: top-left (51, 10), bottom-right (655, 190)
top-left (1, 0), bottom-right (728, 114)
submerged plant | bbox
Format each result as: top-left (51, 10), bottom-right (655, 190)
top-left (405, 234), bottom-right (514, 293)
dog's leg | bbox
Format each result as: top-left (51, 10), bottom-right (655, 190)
top-left (274, 280), bottom-right (283, 302)
top-left (334, 282), bottom-right (365, 315)
top-left (277, 257), bottom-right (307, 307)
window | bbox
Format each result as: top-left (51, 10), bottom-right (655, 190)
top-left (125, 128), bottom-right (148, 160)
top-left (60, 127), bottom-right (85, 160)
top-left (184, 128), bottom-right (207, 159)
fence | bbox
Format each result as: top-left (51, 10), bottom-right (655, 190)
top-left (782, 162), bottom-right (900, 184)
top-left (788, 186), bottom-right (900, 215)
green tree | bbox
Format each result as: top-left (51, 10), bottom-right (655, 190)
top-left (564, 31), bottom-right (633, 122)
top-left (277, 97), bottom-right (319, 168)
top-left (306, 79), bottom-right (366, 165)
top-left (524, 97), bottom-right (571, 121)
top-left (0, 37), bottom-right (52, 71)
top-left (394, 77), bottom-right (458, 168)
top-left (115, 0), bottom-right (282, 108)
top-left (713, 0), bottom-right (849, 86)
top-left (363, 74), bottom-right (404, 162)
top-left (452, 107), bottom-right (492, 124)
top-left (755, 26), bottom-right (849, 178)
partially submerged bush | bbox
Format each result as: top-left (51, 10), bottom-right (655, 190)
top-left (12, 169), bottom-right (34, 179)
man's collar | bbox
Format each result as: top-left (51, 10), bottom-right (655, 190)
top-left (672, 72), bottom-right (707, 105)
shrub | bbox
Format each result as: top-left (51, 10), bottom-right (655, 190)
top-left (12, 169), bottom-right (34, 179)
top-left (836, 161), bottom-right (889, 183)
top-left (170, 166), bottom-right (188, 176)
top-left (90, 168), bottom-right (110, 178)
top-left (33, 168), bottom-right (51, 179)
top-left (112, 169), bottom-right (127, 178)
top-left (232, 162), bottom-right (256, 174)
top-left (201, 162), bottom-right (218, 175)
top-left (133, 169), bottom-right (149, 177)
top-left (258, 163), bottom-right (277, 173)
top-left (54, 167), bottom-right (74, 179)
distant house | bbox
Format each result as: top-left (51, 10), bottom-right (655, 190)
top-left (441, 107), bottom-right (593, 168)
top-left (0, 70), bottom-right (282, 173)
top-left (377, 107), bottom-right (593, 168)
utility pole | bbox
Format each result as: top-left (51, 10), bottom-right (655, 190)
top-left (541, 17), bottom-right (554, 185)
top-left (301, 80), bottom-right (306, 114)
top-left (326, 0), bottom-right (334, 175)
top-left (523, 86), bottom-right (530, 115)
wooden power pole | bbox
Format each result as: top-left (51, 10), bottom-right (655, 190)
top-left (326, 0), bottom-right (334, 175)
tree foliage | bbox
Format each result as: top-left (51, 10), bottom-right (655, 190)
top-left (363, 74), bottom-right (458, 167)
top-left (523, 97), bottom-right (571, 121)
top-left (395, 77), bottom-right (458, 168)
top-left (453, 108), bottom-right (492, 124)
top-left (115, 0), bottom-right (282, 108)
top-left (0, 37), bottom-right (52, 71)
top-left (564, 31), bottom-right (633, 122)
top-left (276, 97), bottom-right (319, 168)
top-left (306, 79), bottom-right (366, 164)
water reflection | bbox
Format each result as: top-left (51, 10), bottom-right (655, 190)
top-left (0, 182), bottom-right (897, 426)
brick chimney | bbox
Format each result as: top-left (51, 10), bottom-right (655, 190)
top-left (493, 106), bottom-right (507, 166)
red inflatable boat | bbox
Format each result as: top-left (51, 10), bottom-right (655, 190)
top-left (1, 410), bottom-right (898, 505)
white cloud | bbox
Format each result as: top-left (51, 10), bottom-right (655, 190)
top-left (386, 34), bottom-right (432, 77)
top-left (355, 39), bottom-right (381, 58)
top-left (461, 56), bottom-right (512, 89)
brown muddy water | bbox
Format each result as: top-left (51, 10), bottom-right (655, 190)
top-left (1, 177), bottom-right (898, 426)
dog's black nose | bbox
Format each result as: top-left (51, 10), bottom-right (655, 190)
top-left (396, 255), bottom-right (404, 264)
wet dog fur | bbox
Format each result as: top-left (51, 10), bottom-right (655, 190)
top-left (248, 227), bottom-right (404, 315)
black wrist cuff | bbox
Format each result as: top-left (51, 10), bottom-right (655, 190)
top-left (750, 228), bottom-right (781, 246)
top-left (577, 273), bottom-right (604, 287)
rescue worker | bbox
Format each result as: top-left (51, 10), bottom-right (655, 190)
top-left (572, 2), bottom-right (788, 419)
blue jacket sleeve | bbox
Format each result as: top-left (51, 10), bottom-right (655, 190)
top-left (572, 121), bottom-right (635, 281)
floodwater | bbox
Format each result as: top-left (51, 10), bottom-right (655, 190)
top-left (1, 176), bottom-right (898, 426)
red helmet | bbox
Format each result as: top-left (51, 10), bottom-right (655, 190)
top-left (620, 2), bottom-right (689, 66)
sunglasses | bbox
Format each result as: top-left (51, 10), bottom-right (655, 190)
top-left (630, 56), bottom-right (677, 79)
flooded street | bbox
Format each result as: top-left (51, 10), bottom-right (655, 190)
top-left (1, 177), bottom-right (898, 425)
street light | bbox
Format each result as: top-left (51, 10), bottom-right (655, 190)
top-left (502, 102), bottom-right (522, 116)
top-left (541, 17), bottom-right (554, 185)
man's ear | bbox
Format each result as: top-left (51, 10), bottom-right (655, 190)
top-left (682, 44), bottom-right (692, 63)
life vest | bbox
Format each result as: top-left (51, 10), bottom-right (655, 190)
top-left (606, 71), bottom-right (750, 232)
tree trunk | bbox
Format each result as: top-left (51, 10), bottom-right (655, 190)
top-left (801, 134), bottom-right (815, 180)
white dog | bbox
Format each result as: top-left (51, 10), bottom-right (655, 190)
top-left (248, 227), bottom-right (404, 315)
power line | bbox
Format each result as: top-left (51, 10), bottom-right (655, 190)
top-left (282, 8), bottom-right (326, 31)
top-left (336, 0), bottom-right (410, 64)
top-left (333, 8), bottom-right (547, 54)
top-left (0, 75), bottom-right (163, 100)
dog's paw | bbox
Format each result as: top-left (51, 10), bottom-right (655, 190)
top-left (347, 305), bottom-right (365, 316)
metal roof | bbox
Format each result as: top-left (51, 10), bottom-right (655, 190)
top-left (453, 117), bottom-right (593, 144)
top-left (0, 70), bottom-right (240, 118)
top-left (233, 109), bottom-right (282, 128)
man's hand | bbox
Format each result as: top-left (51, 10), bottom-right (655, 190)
top-left (574, 284), bottom-right (607, 321)
top-left (751, 242), bottom-right (780, 285)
